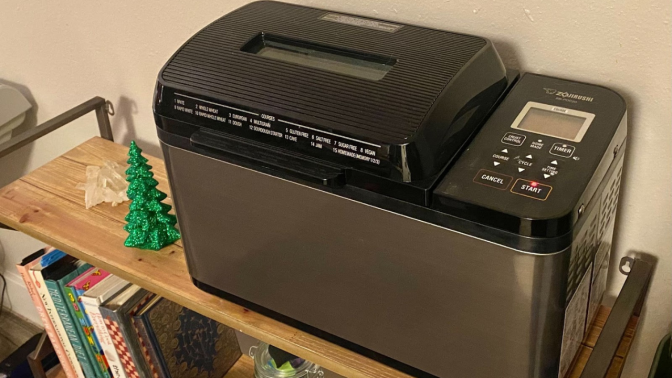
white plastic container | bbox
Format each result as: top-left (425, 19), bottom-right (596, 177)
top-left (0, 84), bottom-right (32, 143)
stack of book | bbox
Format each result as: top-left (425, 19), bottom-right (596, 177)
top-left (17, 248), bottom-right (242, 378)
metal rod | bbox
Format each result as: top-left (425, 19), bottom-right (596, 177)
top-left (0, 96), bottom-right (113, 230)
top-left (95, 101), bottom-right (114, 142)
top-left (579, 257), bottom-right (654, 378)
top-left (0, 96), bottom-right (112, 160)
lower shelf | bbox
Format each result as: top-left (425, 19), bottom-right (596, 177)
top-left (47, 355), bottom-right (255, 378)
top-left (44, 307), bottom-right (636, 378)
top-left (4, 138), bottom-right (645, 378)
top-left (224, 355), bottom-right (255, 378)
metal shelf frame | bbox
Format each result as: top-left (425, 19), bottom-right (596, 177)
top-left (579, 256), bottom-right (654, 378)
top-left (0, 96), bottom-right (113, 230)
top-left (0, 100), bottom-right (655, 378)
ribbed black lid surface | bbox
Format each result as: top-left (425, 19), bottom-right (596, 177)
top-left (161, 1), bottom-right (486, 144)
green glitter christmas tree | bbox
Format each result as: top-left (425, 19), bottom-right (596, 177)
top-left (124, 141), bottom-right (180, 250)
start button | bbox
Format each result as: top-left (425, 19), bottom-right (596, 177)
top-left (511, 179), bottom-right (552, 200)
top-left (473, 169), bottom-right (513, 190)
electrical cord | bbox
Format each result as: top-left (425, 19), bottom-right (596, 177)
top-left (0, 272), bottom-right (6, 319)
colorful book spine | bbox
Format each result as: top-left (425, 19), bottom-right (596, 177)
top-left (82, 295), bottom-right (129, 378)
top-left (131, 316), bottom-right (164, 378)
top-left (65, 272), bottom-right (112, 378)
top-left (100, 291), bottom-right (155, 378)
top-left (101, 311), bottom-right (141, 378)
top-left (17, 251), bottom-right (79, 378)
top-left (30, 265), bottom-right (86, 378)
top-left (45, 277), bottom-right (98, 378)
top-left (126, 293), bottom-right (156, 378)
top-left (71, 268), bottom-right (113, 376)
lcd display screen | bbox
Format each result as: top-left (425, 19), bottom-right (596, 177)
top-left (243, 34), bottom-right (396, 81)
top-left (516, 108), bottom-right (587, 141)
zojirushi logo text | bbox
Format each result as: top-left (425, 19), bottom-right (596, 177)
top-left (555, 91), bottom-right (594, 102)
top-left (544, 88), bottom-right (594, 102)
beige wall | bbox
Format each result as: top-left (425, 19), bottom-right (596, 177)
top-left (0, 1), bottom-right (670, 375)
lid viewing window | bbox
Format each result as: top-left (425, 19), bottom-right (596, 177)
top-left (242, 33), bottom-right (396, 81)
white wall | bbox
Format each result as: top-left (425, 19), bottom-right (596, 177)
top-left (0, 0), bottom-right (669, 375)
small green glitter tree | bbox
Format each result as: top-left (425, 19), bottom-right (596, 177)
top-left (124, 141), bottom-right (180, 250)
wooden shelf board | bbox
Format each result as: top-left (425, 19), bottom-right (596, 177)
top-left (223, 355), bottom-right (255, 378)
top-left (46, 355), bottom-right (254, 378)
top-left (0, 137), bottom-right (636, 378)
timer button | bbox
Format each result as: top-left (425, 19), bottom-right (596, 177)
top-left (511, 179), bottom-right (552, 200)
top-left (502, 132), bottom-right (526, 146)
top-left (550, 143), bottom-right (576, 158)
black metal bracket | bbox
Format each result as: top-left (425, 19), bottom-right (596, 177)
top-left (580, 255), bottom-right (654, 378)
top-left (0, 96), bottom-right (113, 230)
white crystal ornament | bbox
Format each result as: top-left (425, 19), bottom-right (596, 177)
top-left (76, 160), bottom-right (129, 209)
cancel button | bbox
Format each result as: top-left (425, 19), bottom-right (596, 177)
top-left (473, 169), bottom-right (513, 190)
top-left (511, 179), bottom-right (552, 200)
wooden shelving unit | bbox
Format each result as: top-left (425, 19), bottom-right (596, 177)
top-left (0, 137), bottom-right (639, 378)
top-left (47, 355), bottom-right (254, 378)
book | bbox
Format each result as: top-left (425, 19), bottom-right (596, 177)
top-left (81, 276), bottom-right (131, 378)
top-left (16, 249), bottom-right (80, 378)
top-left (42, 258), bottom-right (97, 378)
top-left (131, 296), bottom-right (164, 378)
top-left (99, 285), bottom-right (154, 378)
top-left (141, 298), bottom-right (241, 378)
top-left (65, 267), bottom-right (113, 378)
top-left (29, 253), bottom-right (86, 378)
